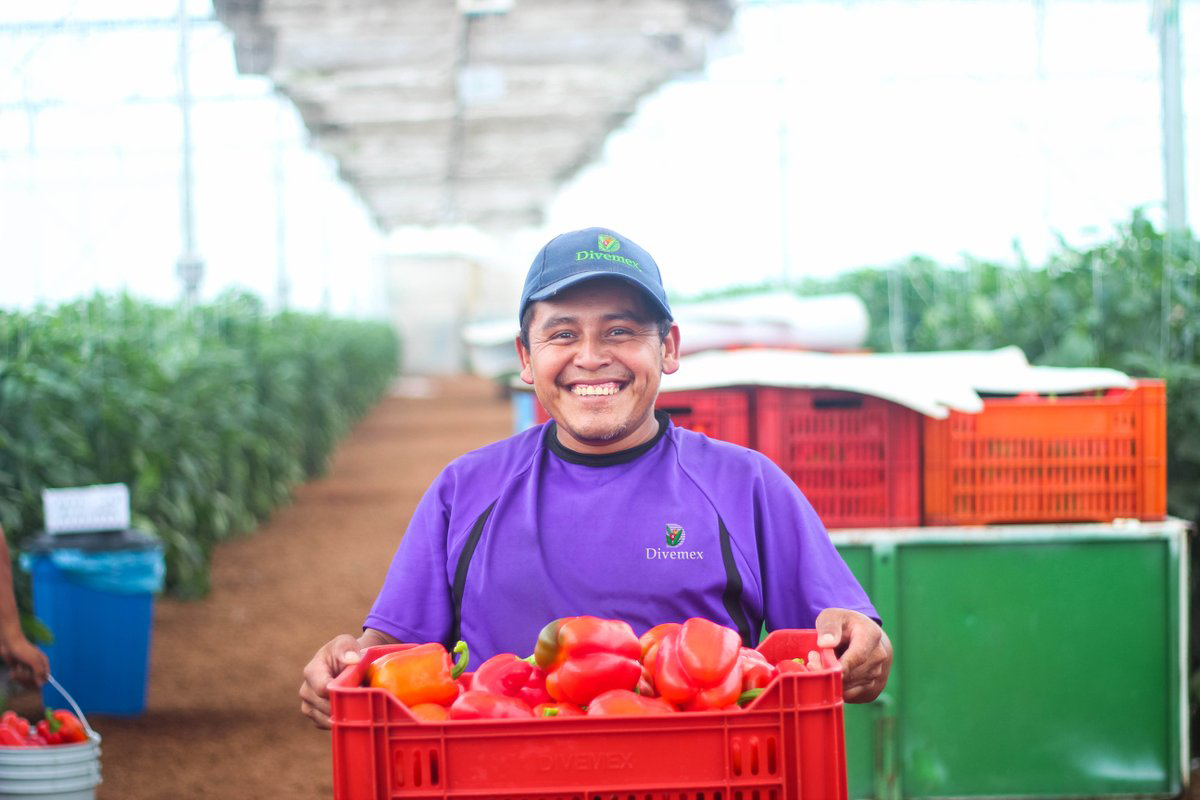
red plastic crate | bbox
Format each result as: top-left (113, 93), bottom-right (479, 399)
top-left (532, 388), bottom-right (753, 447)
top-left (922, 379), bottom-right (1167, 525)
top-left (754, 388), bottom-right (921, 529)
top-left (329, 629), bottom-right (846, 800)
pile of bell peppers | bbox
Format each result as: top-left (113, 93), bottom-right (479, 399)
top-left (364, 616), bottom-right (825, 721)
top-left (0, 709), bottom-right (89, 747)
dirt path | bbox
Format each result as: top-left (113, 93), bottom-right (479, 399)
top-left (89, 375), bottom-right (512, 799)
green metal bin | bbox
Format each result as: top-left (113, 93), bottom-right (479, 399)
top-left (831, 519), bottom-right (1189, 800)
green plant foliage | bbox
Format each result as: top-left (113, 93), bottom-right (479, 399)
top-left (0, 291), bottom-right (399, 600)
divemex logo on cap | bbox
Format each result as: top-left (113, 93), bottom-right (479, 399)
top-left (665, 524), bottom-right (685, 547)
top-left (597, 234), bottom-right (620, 252)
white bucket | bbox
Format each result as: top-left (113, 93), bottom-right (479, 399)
top-left (0, 678), bottom-right (100, 800)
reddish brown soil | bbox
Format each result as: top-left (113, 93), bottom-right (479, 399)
top-left (84, 375), bottom-right (512, 799)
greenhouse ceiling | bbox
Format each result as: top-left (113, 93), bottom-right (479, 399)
top-left (213, 0), bottom-right (735, 232)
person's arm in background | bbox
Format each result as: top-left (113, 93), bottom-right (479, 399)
top-left (0, 527), bottom-right (49, 688)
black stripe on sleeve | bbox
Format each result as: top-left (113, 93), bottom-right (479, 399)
top-left (718, 516), bottom-right (753, 646)
top-left (449, 500), bottom-right (497, 647)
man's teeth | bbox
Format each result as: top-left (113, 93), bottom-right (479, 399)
top-left (572, 384), bottom-right (620, 396)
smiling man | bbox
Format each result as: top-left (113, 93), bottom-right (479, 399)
top-left (300, 227), bottom-right (892, 729)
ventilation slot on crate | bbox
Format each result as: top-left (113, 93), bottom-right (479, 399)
top-left (589, 793), bottom-right (724, 800)
top-left (732, 790), bottom-right (781, 800)
top-left (392, 747), bottom-right (440, 789)
top-left (729, 735), bottom-right (779, 778)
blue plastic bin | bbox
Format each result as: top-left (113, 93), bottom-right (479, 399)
top-left (24, 530), bottom-right (164, 716)
top-left (511, 390), bottom-right (535, 434)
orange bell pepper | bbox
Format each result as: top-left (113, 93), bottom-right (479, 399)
top-left (368, 641), bottom-right (469, 707)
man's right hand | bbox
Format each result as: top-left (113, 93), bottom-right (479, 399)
top-left (299, 634), bottom-right (367, 729)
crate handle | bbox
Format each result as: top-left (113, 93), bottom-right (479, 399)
top-left (659, 406), bottom-right (693, 416)
top-left (46, 673), bottom-right (97, 739)
top-left (813, 397), bottom-right (863, 411)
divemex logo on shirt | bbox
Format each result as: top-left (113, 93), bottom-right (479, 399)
top-left (646, 523), bottom-right (704, 561)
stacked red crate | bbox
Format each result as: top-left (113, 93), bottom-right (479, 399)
top-left (754, 388), bottom-right (922, 529)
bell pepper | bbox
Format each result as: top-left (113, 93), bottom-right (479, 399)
top-left (653, 617), bottom-right (743, 711)
top-left (533, 701), bottom-right (585, 717)
top-left (0, 727), bottom-right (26, 746)
top-left (368, 641), bottom-right (469, 707)
top-left (533, 616), bottom-right (642, 706)
top-left (0, 711), bottom-right (30, 740)
top-left (408, 703), bottom-right (451, 722)
top-left (34, 719), bottom-right (57, 745)
top-left (776, 651), bottom-right (819, 675)
top-left (471, 653), bottom-right (552, 706)
top-left (739, 647), bottom-right (777, 691)
top-left (635, 665), bottom-right (658, 697)
top-left (449, 690), bottom-right (534, 720)
top-left (586, 689), bottom-right (676, 716)
top-left (40, 709), bottom-right (87, 745)
top-left (638, 622), bottom-right (681, 675)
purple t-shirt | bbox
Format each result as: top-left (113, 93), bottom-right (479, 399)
top-left (365, 412), bottom-right (877, 663)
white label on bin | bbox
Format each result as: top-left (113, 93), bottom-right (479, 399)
top-left (42, 484), bottom-right (130, 534)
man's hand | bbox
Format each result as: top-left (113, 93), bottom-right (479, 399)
top-left (300, 630), bottom-right (400, 729)
top-left (815, 608), bottom-right (892, 703)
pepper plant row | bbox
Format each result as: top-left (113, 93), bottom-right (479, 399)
top-left (366, 616), bottom-right (822, 720)
top-left (0, 292), bottom-right (399, 607)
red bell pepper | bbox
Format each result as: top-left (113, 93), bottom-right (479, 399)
top-left (775, 650), bottom-right (820, 675)
top-left (635, 664), bottom-right (658, 697)
top-left (34, 719), bottom-right (57, 745)
top-left (0, 711), bottom-right (30, 740)
top-left (368, 641), bottom-right (469, 707)
top-left (0, 727), bottom-right (26, 746)
top-left (739, 647), bottom-right (777, 691)
top-left (471, 653), bottom-right (552, 706)
top-left (449, 690), bottom-right (534, 720)
top-left (653, 617), bottom-right (743, 711)
top-left (532, 701), bottom-right (585, 717)
top-left (39, 710), bottom-right (87, 745)
top-left (586, 689), bottom-right (676, 716)
top-left (533, 616), bottom-right (642, 706)
top-left (638, 622), bottom-right (681, 675)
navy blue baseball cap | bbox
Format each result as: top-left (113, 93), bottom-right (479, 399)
top-left (519, 227), bottom-right (673, 323)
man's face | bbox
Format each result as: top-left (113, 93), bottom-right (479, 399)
top-left (516, 279), bottom-right (680, 454)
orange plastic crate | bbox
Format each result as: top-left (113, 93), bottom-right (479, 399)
top-left (329, 629), bottom-right (846, 800)
top-left (922, 379), bottom-right (1167, 525)
top-left (532, 388), bottom-right (753, 447)
top-left (754, 388), bottom-right (921, 529)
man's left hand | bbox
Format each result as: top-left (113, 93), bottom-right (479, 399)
top-left (814, 608), bottom-right (892, 703)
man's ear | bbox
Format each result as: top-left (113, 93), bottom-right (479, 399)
top-left (661, 323), bottom-right (681, 375)
top-left (516, 336), bottom-right (534, 385)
